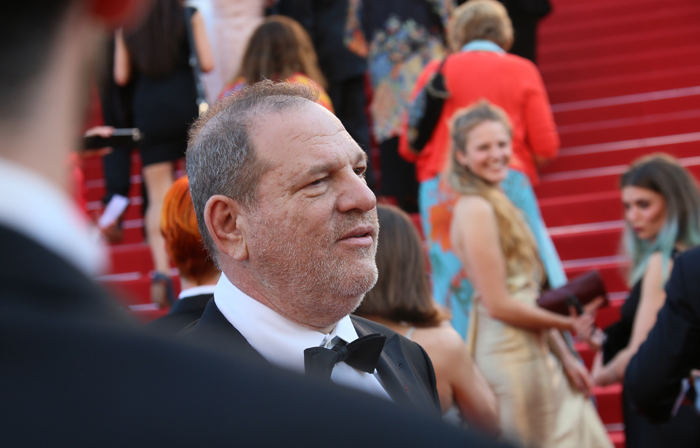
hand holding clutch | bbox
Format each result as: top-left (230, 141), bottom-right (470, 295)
top-left (537, 270), bottom-right (609, 316)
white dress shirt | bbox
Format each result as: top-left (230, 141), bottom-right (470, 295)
top-left (0, 157), bottom-right (107, 276)
top-left (214, 273), bottom-right (391, 400)
top-left (178, 284), bottom-right (216, 300)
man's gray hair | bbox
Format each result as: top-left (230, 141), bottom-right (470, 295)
top-left (186, 80), bottom-right (319, 262)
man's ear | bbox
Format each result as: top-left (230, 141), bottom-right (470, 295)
top-left (90, 0), bottom-right (151, 28)
top-left (204, 195), bottom-right (249, 262)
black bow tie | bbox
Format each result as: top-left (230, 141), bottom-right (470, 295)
top-left (304, 333), bottom-right (386, 380)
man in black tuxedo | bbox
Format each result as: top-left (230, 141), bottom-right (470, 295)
top-left (0, 1), bottom-right (511, 447)
top-left (186, 81), bottom-right (441, 414)
top-left (626, 246), bottom-right (700, 422)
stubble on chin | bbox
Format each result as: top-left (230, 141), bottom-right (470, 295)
top-left (249, 212), bottom-right (379, 326)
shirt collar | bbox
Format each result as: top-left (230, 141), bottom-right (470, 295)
top-left (178, 284), bottom-right (217, 300)
top-left (0, 157), bottom-right (107, 276)
top-left (461, 39), bottom-right (506, 54)
top-left (214, 273), bottom-right (360, 373)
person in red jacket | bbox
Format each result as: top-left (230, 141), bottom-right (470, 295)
top-left (399, 0), bottom-right (558, 185)
top-left (398, 0), bottom-right (564, 338)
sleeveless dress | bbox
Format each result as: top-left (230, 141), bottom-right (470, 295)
top-left (468, 271), bottom-right (612, 448)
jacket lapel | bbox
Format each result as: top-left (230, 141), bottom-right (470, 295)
top-left (187, 299), bottom-right (268, 364)
top-left (352, 318), bottom-right (437, 413)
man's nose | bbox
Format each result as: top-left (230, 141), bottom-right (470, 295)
top-left (337, 170), bottom-right (376, 213)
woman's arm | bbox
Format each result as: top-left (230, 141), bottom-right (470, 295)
top-left (451, 196), bottom-right (577, 332)
top-left (191, 10), bottom-right (214, 73)
top-left (113, 29), bottom-right (131, 86)
top-left (432, 327), bottom-right (500, 435)
top-left (593, 252), bottom-right (669, 386)
top-left (549, 329), bottom-right (594, 395)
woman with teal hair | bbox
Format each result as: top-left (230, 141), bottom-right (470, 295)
top-left (591, 154), bottom-right (700, 448)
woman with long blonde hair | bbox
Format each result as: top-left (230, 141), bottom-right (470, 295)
top-left (448, 101), bottom-right (611, 448)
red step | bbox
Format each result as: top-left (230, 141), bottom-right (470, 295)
top-left (109, 243), bottom-right (153, 274)
top-left (550, 225), bottom-right (623, 261)
top-left (536, 156), bottom-right (700, 199)
top-left (540, 1), bottom-right (700, 47)
top-left (541, 21), bottom-right (699, 67)
top-left (594, 383), bottom-right (624, 425)
top-left (540, 191), bottom-right (622, 227)
top-left (541, 135), bottom-right (700, 174)
top-left (545, 64), bottom-right (700, 104)
top-left (552, 91), bottom-right (700, 127)
top-left (99, 273), bottom-right (182, 307)
top-left (557, 109), bottom-right (700, 148)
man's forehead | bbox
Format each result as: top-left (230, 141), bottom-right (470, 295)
top-left (251, 104), bottom-right (360, 166)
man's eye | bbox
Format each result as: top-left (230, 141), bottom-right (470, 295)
top-left (308, 178), bottom-right (325, 187)
top-left (355, 167), bottom-right (367, 178)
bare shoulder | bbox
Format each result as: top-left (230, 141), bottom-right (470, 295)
top-left (453, 195), bottom-right (496, 222)
top-left (413, 324), bottom-right (466, 355)
top-left (454, 195), bottom-right (493, 214)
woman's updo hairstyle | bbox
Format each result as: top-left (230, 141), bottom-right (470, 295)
top-left (448, 0), bottom-right (514, 52)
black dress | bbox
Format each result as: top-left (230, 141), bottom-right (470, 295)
top-left (604, 252), bottom-right (700, 448)
top-left (131, 9), bottom-right (198, 167)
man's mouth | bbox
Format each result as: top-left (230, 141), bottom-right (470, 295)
top-left (339, 224), bottom-right (375, 245)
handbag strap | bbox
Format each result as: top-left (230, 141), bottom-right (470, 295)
top-left (425, 56), bottom-right (450, 99)
top-left (183, 6), bottom-right (209, 115)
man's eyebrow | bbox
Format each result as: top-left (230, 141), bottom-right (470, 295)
top-left (357, 150), bottom-right (368, 164)
top-left (306, 162), bottom-right (335, 177)
top-left (305, 150), bottom-right (367, 176)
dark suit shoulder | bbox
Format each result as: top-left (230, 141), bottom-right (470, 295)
top-left (666, 248), bottom-right (700, 323)
top-left (147, 294), bottom-right (212, 335)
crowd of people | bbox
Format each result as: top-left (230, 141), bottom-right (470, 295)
top-left (2, 0), bottom-right (700, 447)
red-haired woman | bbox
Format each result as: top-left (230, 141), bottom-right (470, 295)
top-left (148, 176), bottom-right (220, 334)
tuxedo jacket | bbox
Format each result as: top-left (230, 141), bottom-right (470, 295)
top-left (626, 246), bottom-right (700, 422)
top-left (0, 224), bottom-right (509, 448)
top-left (188, 299), bottom-right (442, 415)
top-left (147, 293), bottom-right (212, 335)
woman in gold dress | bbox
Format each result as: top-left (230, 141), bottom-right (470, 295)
top-left (448, 101), bottom-right (612, 448)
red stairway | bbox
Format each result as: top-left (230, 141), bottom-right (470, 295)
top-left (79, 0), bottom-right (700, 445)
top-left (535, 0), bottom-right (700, 446)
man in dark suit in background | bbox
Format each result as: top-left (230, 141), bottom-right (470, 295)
top-left (626, 246), bottom-right (700, 421)
top-left (0, 1), bottom-right (510, 447)
top-left (186, 81), bottom-right (442, 414)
